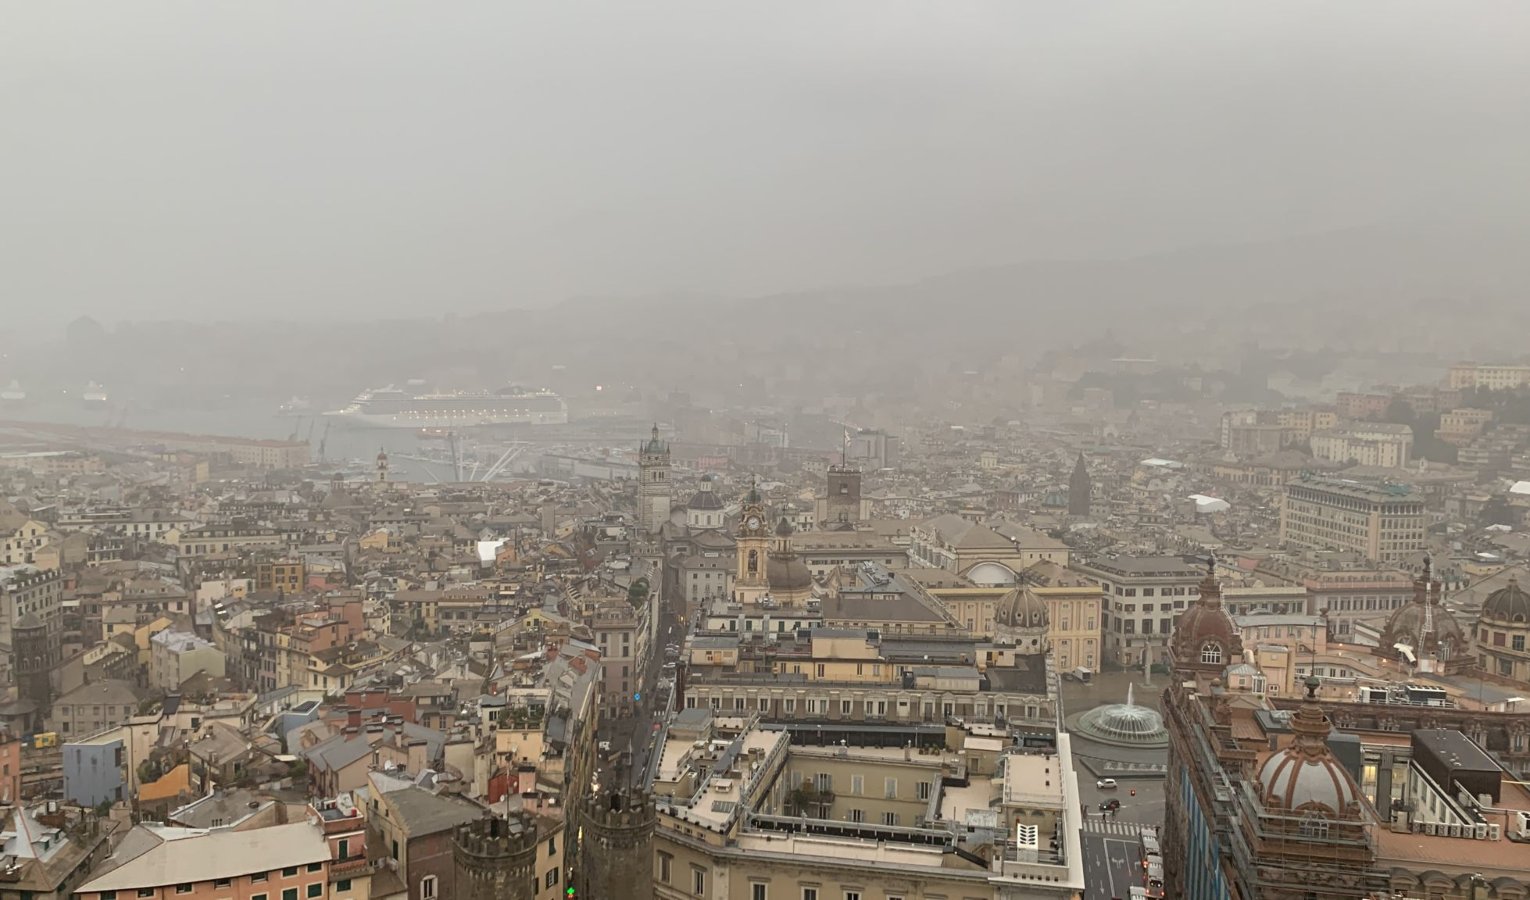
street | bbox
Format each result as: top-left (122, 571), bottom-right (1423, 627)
top-left (1082, 832), bottom-right (1143, 900)
top-left (599, 572), bottom-right (685, 790)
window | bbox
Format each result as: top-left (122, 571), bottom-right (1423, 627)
top-left (917, 781), bottom-right (931, 800)
top-left (849, 808), bottom-right (865, 823)
top-left (884, 777), bottom-right (897, 799)
top-left (844, 892), bottom-right (862, 900)
top-left (658, 852), bottom-right (672, 883)
top-left (335, 881), bottom-right (351, 893)
top-left (282, 890), bottom-right (298, 900)
top-left (802, 890), bottom-right (819, 900)
top-left (546, 869), bottom-right (559, 888)
top-left (547, 835), bottom-right (557, 856)
top-left (307, 885), bottom-right (323, 898)
top-left (215, 879), bottom-right (232, 888)
top-left (752, 884), bottom-right (768, 900)
top-left (882, 811), bottom-right (899, 826)
top-left (283, 867), bottom-right (299, 877)
top-left (1516, 635), bottom-right (1526, 652)
top-left (102, 893), bottom-right (117, 900)
top-left (176, 886), bottom-right (193, 895)
top-left (693, 867), bottom-right (707, 894)
top-left (307, 863), bottom-right (323, 872)
top-left (139, 891), bottom-right (155, 899)
top-left (252, 873), bottom-right (269, 883)
top-left (421, 876), bottom-right (438, 900)
top-left (850, 774), bottom-right (863, 795)
top-left (252, 896), bottom-right (267, 900)
top-left (1200, 642), bottom-right (1223, 665)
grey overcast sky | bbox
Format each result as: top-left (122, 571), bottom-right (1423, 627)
top-left (3, 2), bottom-right (1529, 331)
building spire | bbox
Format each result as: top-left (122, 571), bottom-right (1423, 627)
top-left (1290, 674), bottom-right (1333, 759)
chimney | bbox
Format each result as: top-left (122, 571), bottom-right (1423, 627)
top-left (346, 707), bottom-right (361, 729)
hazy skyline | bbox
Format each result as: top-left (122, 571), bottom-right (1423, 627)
top-left (5, 2), bottom-right (1530, 332)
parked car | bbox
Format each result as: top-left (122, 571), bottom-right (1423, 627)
top-left (1097, 778), bottom-right (1118, 789)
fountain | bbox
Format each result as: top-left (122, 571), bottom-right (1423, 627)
top-left (1069, 683), bottom-right (1169, 749)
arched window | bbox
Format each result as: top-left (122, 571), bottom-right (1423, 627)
top-left (1200, 642), bottom-right (1223, 665)
top-left (747, 549), bottom-right (759, 575)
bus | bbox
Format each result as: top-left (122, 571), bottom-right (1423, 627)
top-left (1144, 859), bottom-right (1165, 898)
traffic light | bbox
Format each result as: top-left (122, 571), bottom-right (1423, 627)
top-left (566, 886), bottom-right (576, 897)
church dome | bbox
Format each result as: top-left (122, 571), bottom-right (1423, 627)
top-left (1482, 577), bottom-right (1530, 623)
top-left (775, 517), bottom-right (795, 538)
top-left (767, 554), bottom-right (815, 592)
top-left (1171, 558), bottom-right (1243, 669)
top-left (687, 476), bottom-right (724, 511)
top-left (1256, 679), bottom-right (1361, 818)
top-left (1258, 747), bottom-right (1361, 816)
top-left (1382, 556), bottom-right (1466, 651)
top-left (996, 584), bottom-right (1049, 631)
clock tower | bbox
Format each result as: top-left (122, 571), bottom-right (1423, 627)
top-left (734, 480), bottom-right (770, 605)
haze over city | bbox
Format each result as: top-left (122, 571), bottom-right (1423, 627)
top-left (6, 6), bottom-right (1530, 900)
top-left (6, 2), bottom-right (1530, 335)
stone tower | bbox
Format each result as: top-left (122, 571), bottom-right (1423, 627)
top-left (824, 463), bottom-right (863, 529)
top-left (578, 789), bottom-right (656, 900)
top-left (13, 613), bottom-right (54, 721)
top-left (1067, 452), bottom-right (1092, 517)
top-left (376, 447), bottom-right (389, 484)
top-left (639, 424), bottom-right (671, 536)
top-left (452, 814), bottom-right (538, 900)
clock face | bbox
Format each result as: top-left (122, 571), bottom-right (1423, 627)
top-left (747, 516), bottom-right (761, 529)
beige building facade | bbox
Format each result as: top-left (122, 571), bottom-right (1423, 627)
top-left (1279, 477), bottom-right (1425, 564)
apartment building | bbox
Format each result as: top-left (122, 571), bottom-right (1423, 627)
top-left (74, 816), bottom-right (365, 900)
top-left (1447, 362), bottom-right (1530, 391)
top-left (257, 558), bottom-right (307, 593)
top-left (1069, 555), bottom-right (1205, 667)
top-left (586, 596), bottom-right (654, 720)
top-left (0, 564), bottom-right (63, 687)
top-left (149, 629), bottom-right (227, 690)
top-left (1279, 476), bottom-right (1425, 564)
top-left (650, 713), bottom-right (1084, 900)
top-left (165, 524), bottom-right (287, 558)
top-left (1309, 423), bottom-right (1414, 469)
top-left (680, 627), bottom-right (1056, 728)
top-left (52, 679), bottom-right (145, 737)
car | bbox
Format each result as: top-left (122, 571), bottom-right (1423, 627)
top-left (1099, 799), bottom-right (1121, 811)
top-left (1097, 778), bottom-right (1118, 789)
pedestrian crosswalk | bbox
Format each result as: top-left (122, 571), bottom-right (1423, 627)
top-left (1081, 817), bottom-right (1147, 837)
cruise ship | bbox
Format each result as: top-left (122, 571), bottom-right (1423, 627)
top-left (81, 381), bottom-right (109, 407)
top-left (0, 380), bottom-right (25, 404)
top-left (326, 385), bottom-right (568, 429)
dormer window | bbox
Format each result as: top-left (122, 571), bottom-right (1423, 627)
top-left (1200, 642), bottom-right (1223, 665)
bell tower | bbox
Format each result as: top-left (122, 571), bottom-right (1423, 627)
top-left (734, 480), bottom-right (770, 605)
top-left (639, 424), bottom-right (671, 536)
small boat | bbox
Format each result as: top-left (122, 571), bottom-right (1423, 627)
top-left (0, 380), bottom-right (25, 403)
top-left (278, 396), bottom-right (313, 415)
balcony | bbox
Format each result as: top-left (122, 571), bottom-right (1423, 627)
top-left (328, 856), bottom-right (376, 881)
